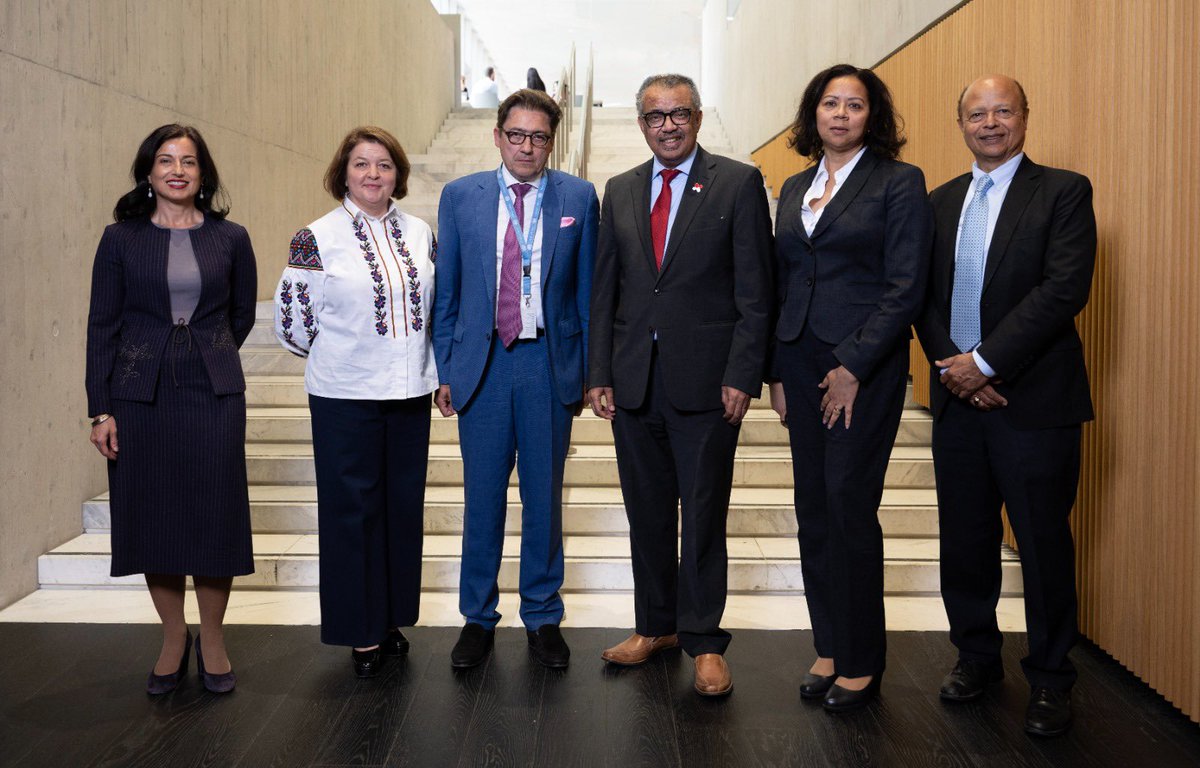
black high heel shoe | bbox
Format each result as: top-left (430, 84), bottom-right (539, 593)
top-left (382, 628), bottom-right (410, 656)
top-left (799, 670), bottom-right (838, 700)
top-left (823, 673), bottom-right (882, 713)
top-left (195, 634), bottom-right (237, 694)
top-left (146, 630), bottom-right (192, 695)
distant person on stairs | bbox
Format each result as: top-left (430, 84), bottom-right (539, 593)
top-left (86, 124), bottom-right (258, 695)
top-left (915, 74), bottom-right (1096, 738)
top-left (588, 73), bottom-right (774, 697)
top-left (767, 64), bottom-right (932, 713)
top-left (526, 67), bottom-right (547, 92)
top-left (274, 126), bottom-right (438, 679)
top-left (433, 89), bottom-right (599, 670)
top-left (470, 66), bottom-right (500, 108)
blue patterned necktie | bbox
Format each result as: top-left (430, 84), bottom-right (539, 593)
top-left (950, 174), bottom-right (994, 353)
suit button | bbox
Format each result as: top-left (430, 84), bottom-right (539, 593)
top-left (654, 288), bottom-right (660, 295)
top-left (805, 277), bottom-right (814, 286)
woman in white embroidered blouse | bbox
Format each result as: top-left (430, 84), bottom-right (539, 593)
top-left (275, 126), bottom-right (437, 678)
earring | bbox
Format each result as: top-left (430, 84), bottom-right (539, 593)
top-left (147, 185), bottom-right (153, 198)
top-left (199, 187), bottom-right (205, 200)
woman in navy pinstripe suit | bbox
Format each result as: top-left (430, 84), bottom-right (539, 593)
top-left (86, 125), bottom-right (257, 695)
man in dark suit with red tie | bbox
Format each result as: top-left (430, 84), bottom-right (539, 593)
top-left (587, 73), bottom-right (773, 696)
top-left (915, 74), bottom-right (1097, 736)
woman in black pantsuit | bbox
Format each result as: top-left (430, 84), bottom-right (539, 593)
top-left (274, 127), bottom-right (438, 678)
top-left (86, 124), bottom-right (258, 695)
top-left (768, 65), bottom-right (932, 712)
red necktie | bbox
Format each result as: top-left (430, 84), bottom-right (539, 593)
top-left (497, 182), bottom-right (531, 347)
top-left (650, 169), bottom-right (681, 270)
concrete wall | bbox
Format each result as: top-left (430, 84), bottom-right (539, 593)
top-left (700, 0), bottom-right (962, 153)
top-left (0, 0), bottom-right (455, 610)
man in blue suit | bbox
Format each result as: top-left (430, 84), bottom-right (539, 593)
top-left (433, 89), bottom-right (599, 669)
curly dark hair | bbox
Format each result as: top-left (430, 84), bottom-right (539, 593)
top-left (787, 64), bottom-right (906, 161)
top-left (113, 124), bottom-right (229, 222)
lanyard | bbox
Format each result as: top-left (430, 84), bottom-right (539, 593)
top-left (496, 166), bottom-right (546, 301)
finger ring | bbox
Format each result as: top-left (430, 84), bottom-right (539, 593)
top-left (973, 396), bottom-right (981, 403)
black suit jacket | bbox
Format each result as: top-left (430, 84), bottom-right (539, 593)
top-left (588, 146), bottom-right (774, 411)
top-left (772, 150), bottom-right (932, 382)
top-left (914, 155), bottom-right (1096, 429)
top-left (86, 216), bottom-right (258, 416)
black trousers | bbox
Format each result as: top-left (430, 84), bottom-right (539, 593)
top-left (933, 398), bottom-right (1081, 690)
top-left (309, 393), bottom-right (431, 647)
top-left (613, 350), bottom-right (741, 656)
top-left (777, 327), bottom-right (908, 678)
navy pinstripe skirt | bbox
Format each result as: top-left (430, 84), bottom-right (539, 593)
top-left (107, 335), bottom-right (253, 578)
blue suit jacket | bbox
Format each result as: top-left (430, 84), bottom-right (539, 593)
top-left (433, 168), bottom-right (599, 410)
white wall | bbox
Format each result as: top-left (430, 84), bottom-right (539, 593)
top-left (701, 0), bottom-right (963, 153)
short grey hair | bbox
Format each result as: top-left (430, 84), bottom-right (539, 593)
top-left (635, 74), bottom-right (702, 114)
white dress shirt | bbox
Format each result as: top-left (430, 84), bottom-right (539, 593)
top-left (274, 196), bottom-right (438, 399)
top-left (495, 165), bottom-right (545, 337)
top-left (650, 146), bottom-right (698, 255)
top-left (955, 152), bottom-right (1024, 376)
top-left (800, 146), bottom-right (867, 236)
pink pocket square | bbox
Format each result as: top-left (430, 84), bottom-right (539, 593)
top-left (560, 217), bottom-right (576, 227)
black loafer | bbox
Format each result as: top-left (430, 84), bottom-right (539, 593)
top-left (939, 659), bottom-right (1004, 701)
top-left (799, 671), bottom-right (838, 700)
top-left (527, 624), bottom-right (570, 669)
top-left (352, 647), bottom-right (383, 678)
top-left (383, 629), bottom-right (410, 656)
top-left (1025, 686), bottom-right (1072, 737)
top-left (823, 675), bottom-right (882, 713)
top-left (451, 623), bottom-right (494, 669)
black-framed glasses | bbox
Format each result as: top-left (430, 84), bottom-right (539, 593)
top-left (640, 108), bottom-right (693, 128)
top-left (504, 129), bottom-right (552, 147)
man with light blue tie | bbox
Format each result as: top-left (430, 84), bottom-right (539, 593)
top-left (915, 75), bottom-right (1097, 737)
top-left (433, 89), bottom-right (599, 669)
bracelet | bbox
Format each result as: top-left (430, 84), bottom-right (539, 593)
top-left (90, 414), bottom-right (112, 427)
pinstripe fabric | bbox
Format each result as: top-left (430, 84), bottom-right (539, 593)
top-left (85, 215), bottom-right (257, 578)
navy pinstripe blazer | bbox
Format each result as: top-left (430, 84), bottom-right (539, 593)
top-left (85, 216), bottom-right (258, 416)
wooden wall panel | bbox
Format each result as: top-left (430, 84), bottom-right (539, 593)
top-left (752, 0), bottom-right (1199, 723)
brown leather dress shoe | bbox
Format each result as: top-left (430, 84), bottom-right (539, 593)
top-left (600, 633), bottom-right (679, 666)
top-left (694, 653), bottom-right (733, 696)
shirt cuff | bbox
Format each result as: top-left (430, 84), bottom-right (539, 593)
top-left (972, 349), bottom-right (996, 378)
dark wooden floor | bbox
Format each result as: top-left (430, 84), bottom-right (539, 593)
top-left (0, 625), bottom-right (1196, 767)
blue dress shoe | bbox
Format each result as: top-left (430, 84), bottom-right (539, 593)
top-left (146, 630), bottom-right (192, 695)
top-left (1025, 686), bottom-right (1072, 736)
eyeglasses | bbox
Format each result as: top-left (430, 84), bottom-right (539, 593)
top-left (503, 130), bottom-right (552, 147)
top-left (963, 107), bottom-right (1021, 124)
top-left (640, 108), bottom-right (693, 128)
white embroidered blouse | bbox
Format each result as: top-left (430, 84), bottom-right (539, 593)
top-left (274, 197), bottom-right (438, 400)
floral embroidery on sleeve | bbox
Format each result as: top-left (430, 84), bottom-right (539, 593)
top-left (288, 228), bottom-right (322, 270)
top-left (296, 281), bottom-right (316, 343)
top-left (389, 215), bottom-right (424, 333)
top-left (430, 233), bottom-right (438, 263)
top-left (352, 218), bottom-right (389, 336)
top-left (279, 278), bottom-right (296, 344)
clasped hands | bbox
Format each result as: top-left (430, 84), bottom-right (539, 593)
top-left (768, 365), bottom-right (860, 431)
top-left (934, 352), bottom-right (1008, 411)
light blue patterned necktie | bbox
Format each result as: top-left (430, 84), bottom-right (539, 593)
top-left (950, 174), bottom-right (994, 353)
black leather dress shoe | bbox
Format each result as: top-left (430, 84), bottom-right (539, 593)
top-left (799, 671), bottom-right (838, 700)
top-left (451, 623), bottom-right (494, 669)
top-left (383, 629), bottom-right (410, 656)
top-left (1025, 686), bottom-right (1072, 736)
top-left (352, 647), bottom-right (383, 678)
top-left (823, 675), bottom-right (882, 713)
top-left (939, 659), bottom-right (1004, 701)
top-left (527, 624), bottom-right (570, 668)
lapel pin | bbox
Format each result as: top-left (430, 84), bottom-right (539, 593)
top-left (691, 182), bottom-right (704, 193)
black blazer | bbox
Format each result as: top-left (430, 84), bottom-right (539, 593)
top-left (85, 216), bottom-right (258, 416)
top-left (914, 156), bottom-right (1096, 429)
top-left (772, 150), bottom-right (932, 382)
top-left (588, 146), bottom-right (774, 411)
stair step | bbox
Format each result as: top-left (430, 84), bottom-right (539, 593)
top-left (39, 533), bottom-right (1022, 595)
top-left (81, 485), bottom-right (941, 537)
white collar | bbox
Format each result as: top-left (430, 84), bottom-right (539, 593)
top-left (500, 164), bottom-right (545, 191)
top-left (971, 152), bottom-right (1024, 187)
top-left (652, 145), bottom-right (699, 180)
top-left (342, 195), bottom-right (398, 223)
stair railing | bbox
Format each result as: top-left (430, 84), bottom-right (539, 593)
top-left (550, 45), bottom-right (575, 173)
top-left (565, 46), bottom-right (593, 180)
